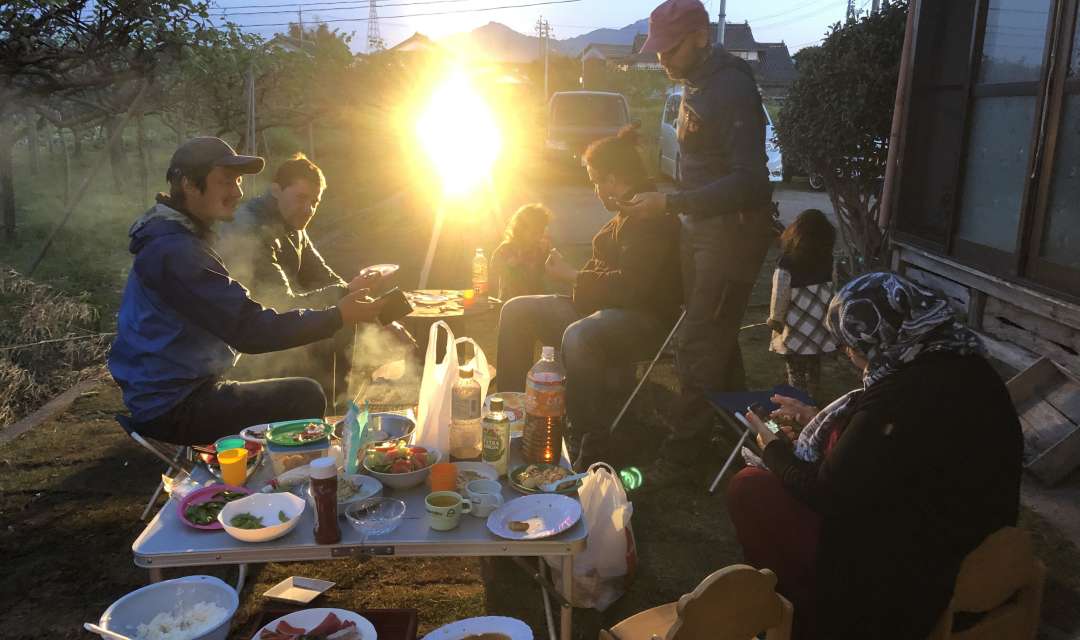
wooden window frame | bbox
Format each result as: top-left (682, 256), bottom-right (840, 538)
top-left (899, 0), bottom-right (1080, 301)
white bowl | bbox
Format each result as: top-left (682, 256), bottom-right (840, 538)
top-left (98, 575), bottom-right (237, 640)
top-left (363, 447), bottom-right (442, 490)
top-left (218, 492), bottom-right (305, 542)
top-left (302, 473), bottom-right (383, 513)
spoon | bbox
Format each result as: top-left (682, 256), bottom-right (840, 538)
top-left (540, 471), bottom-right (588, 493)
top-left (83, 623), bottom-right (133, 640)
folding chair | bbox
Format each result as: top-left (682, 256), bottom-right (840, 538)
top-left (704, 385), bottom-right (814, 494)
top-left (115, 415), bottom-right (195, 520)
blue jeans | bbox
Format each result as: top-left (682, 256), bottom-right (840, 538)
top-left (496, 295), bottom-right (666, 441)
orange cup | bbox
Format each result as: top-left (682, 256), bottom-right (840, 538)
top-left (218, 448), bottom-right (249, 487)
top-left (429, 462), bottom-right (457, 492)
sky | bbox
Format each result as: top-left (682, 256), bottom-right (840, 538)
top-left (209, 0), bottom-right (862, 53)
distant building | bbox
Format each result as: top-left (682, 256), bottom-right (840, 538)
top-left (580, 22), bottom-right (796, 98)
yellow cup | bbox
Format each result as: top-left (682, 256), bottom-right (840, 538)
top-left (218, 448), bottom-right (249, 487)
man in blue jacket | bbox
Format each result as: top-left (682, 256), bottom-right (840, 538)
top-left (108, 137), bottom-right (385, 445)
top-left (624, 0), bottom-right (774, 485)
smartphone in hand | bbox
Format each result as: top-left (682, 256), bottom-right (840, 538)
top-left (748, 403), bottom-right (782, 434)
top-left (376, 287), bottom-right (413, 325)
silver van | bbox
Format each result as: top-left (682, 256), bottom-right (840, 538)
top-left (658, 87), bottom-right (783, 184)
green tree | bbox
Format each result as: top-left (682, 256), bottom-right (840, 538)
top-left (775, 2), bottom-right (907, 274)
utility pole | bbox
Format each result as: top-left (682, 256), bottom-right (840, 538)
top-left (245, 65), bottom-right (256, 156)
top-left (716, 0), bottom-right (726, 46)
top-left (536, 17), bottom-right (552, 100)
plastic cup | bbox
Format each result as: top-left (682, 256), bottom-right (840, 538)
top-left (429, 462), bottom-right (457, 492)
top-left (218, 448), bottom-right (249, 486)
top-left (462, 288), bottom-right (475, 309)
top-left (215, 435), bottom-right (246, 453)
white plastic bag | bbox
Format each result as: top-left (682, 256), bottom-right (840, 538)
top-left (547, 462), bottom-right (636, 611)
top-left (414, 321), bottom-right (458, 453)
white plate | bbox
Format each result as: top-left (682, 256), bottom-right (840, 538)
top-left (486, 494), bottom-right (582, 541)
top-left (240, 423), bottom-right (270, 443)
top-left (453, 461), bottom-right (499, 492)
top-left (253, 608), bottom-right (377, 640)
top-left (423, 616), bottom-right (533, 640)
top-left (408, 292), bottom-right (450, 305)
top-left (301, 474), bottom-right (383, 512)
top-left (360, 263), bottom-right (400, 278)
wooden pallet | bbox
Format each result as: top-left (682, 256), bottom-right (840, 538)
top-left (1007, 357), bottom-right (1080, 485)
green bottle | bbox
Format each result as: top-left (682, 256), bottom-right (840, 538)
top-left (482, 397), bottom-right (511, 476)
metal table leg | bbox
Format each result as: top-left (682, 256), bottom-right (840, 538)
top-left (538, 559), bottom-right (558, 640)
top-left (560, 555), bottom-right (573, 640)
top-left (148, 567), bottom-right (163, 583)
top-left (236, 563), bottom-right (248, 594)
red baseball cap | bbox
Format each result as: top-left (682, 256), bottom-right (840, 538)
top-left (640, 0), bottom-right (710, 54)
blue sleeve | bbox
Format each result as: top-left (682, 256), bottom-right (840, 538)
top-left (137, 236), bottom-right (343, 354)
top-left (667, 73), bottom-right (772, 218)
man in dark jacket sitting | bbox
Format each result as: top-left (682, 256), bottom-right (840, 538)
top-left (108, 138), bottom-right (385, 445)
top-left (216, 153), bottom-right (416, 409)
top-left (496, 126), bottom-right (682, 470)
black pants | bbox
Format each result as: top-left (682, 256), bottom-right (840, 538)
top-left (138, 377), bottom-right (327, 445)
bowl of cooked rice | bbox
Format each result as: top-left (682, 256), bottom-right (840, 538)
top-left (96, 575), bottom-right (238, 640)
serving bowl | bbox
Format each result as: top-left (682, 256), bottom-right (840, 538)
top-left (97, 575), bottom-right (237, 640)
top-left (218, 492), bottom-right (305, 543)
top-left (344, 497), bottom-right (406, 538)
top-left (363, 447), bottom-right (442, 490)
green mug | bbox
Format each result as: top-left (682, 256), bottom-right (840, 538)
top-left (425, 491), bottom-right (473, 531)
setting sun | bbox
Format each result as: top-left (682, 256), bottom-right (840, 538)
top-left (415, 70), bottom-right (502, 196)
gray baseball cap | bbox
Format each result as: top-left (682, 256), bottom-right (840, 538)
top-left (166, 137), bottom-right (265, 180)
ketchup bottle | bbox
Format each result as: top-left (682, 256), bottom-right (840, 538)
top-left (310, 457), bottom-right (341, 545)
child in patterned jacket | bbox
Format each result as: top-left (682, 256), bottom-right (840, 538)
top-left (768, 209), bottom-right (838, 401)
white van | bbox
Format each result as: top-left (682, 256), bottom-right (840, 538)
top-left (658, 87), bottom-right (783, 184)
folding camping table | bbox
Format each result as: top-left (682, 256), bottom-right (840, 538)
top-left (132, 440), bottom-right (586, 640)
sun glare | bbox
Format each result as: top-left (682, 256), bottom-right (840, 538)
top-left (416, 70), bottom-right (503, 196)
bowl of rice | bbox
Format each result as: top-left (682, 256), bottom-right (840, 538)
top-left (97, 575), bottom-right (237, 640)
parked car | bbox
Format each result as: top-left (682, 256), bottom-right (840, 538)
top-left (543, 91), bottom-right (632, 167)
top-left (659, 87), bottom-right (783, 184)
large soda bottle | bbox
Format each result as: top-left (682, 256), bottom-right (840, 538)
top-left (523, 346), bottom-right (566, 464)
top-left (472, 248), bottom-right (488, 305)
top-left (450, 366), bottom-right (483, 461)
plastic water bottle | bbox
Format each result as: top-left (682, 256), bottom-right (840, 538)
top-left (523, 346), bottom-right (566, 464)
top-left (472, 248), bottom-right (488, 304)
top-left (450, 366), bottom-right (483, 461)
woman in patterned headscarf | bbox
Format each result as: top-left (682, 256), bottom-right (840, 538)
top-left (726, 272), bottom-right (1023, 640)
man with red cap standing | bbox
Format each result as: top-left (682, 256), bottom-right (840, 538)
top-left (623, 0), bottom-right (774, 485)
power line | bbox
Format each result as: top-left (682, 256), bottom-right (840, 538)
top-left (213, 0), bottom-right (480, 17)
top-left (215, 0), bottom-right (469, 10)
top-left (228, 0), bottom-right (582, 28)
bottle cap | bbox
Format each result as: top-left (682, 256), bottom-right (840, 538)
top-left (541, 346), bottom-right (555, 359)
top-left (310, 456), bottom-right (337, 480)
top-left (459, 366), bottom-right (474, 378)
top-left (490, 398), bottom-right (504, 411)
top-left (475, 247), bottom-right (484, 255)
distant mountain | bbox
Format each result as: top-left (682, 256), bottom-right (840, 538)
top-left (440, 21), bottom-right (543, 63)
top-left (555, 18), bottom-right (649, 56)
top-left (436, 18), bottom-right (650, 62)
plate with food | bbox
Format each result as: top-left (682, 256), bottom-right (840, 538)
top-left (267, 420), bottom-right (333, 447)
top-left (300, 473), bottom-right (382, 512)
top-left (422, 616), bottom-right (532, 640)
top-left (253, 607), bottom-right (377, 640)
top-left (509, 463), bottom-right (580, 495)
top-left (240, 423), bottom-right (271, 444)
top-left (486, 494), bottom-right (582, 541)
top-left (408, 292), bottom-right (450, 306)
top-left (178, 484), bottom-right (252, 530)
top-left (454, 461), bottom-right (499, 492)
top-left (219, 492), bottom-right (305, 543)
top-left (359, 263), bottom-right (400, 279)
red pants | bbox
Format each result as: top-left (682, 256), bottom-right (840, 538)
top-left (727, 466), bottom-right (821, 639)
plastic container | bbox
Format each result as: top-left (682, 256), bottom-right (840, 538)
top-left (97, 575), bottom-right (238, 640)
top-left (523, 346), bottom-right (567, 464)
top-left (472, 247), bottom-right (488, 303)
top-left (450, 367), bottom-right (483, 461)
top-left (267, 438), bottom-right (330, 476)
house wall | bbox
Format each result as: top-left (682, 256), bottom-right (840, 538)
top-left (892, 241), bottom-right (1080, 377)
